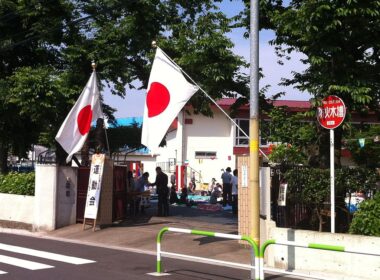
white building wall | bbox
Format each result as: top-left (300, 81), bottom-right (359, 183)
top-left (147, 109), bottom-right (236, 186)
top-left (156, 130), bottom-right (178, 165)
top-left (184, 110), bottom-right (235, 185)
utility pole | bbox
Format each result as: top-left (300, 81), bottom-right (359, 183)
top-left (249, 0), bottom-right (260, 245)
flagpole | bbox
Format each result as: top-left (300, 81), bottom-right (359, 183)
top-left (92, 61), bottom-right (111, 156)
top-left (153, 44), bottom-right (269, 161)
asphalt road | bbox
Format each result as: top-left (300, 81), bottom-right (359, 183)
top-left (0, 233), bottom-right (295, 280)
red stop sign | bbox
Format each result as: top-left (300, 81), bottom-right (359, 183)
top-left (317, 95), bottom-right (346, 129)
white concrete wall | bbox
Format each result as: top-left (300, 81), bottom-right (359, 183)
top-left (0, 165), bottom-right (92, 231)
top-left (265, 226), bottom-right (380, 280)
top-left (0, 193), bottom-right (34, 224)
top-left (34, 164), bottom-right (58, 231)
top-left (56, 166), bottom-right (77, 229)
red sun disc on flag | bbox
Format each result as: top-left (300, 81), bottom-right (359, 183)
top-left (77, 105), bottom-right (93, 135)
top-left (146, 82), bottom-right (170, 118)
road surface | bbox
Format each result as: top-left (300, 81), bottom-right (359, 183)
top-left (0, 232), bottom-right (296, 280)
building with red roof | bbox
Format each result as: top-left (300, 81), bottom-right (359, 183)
top-left (150, 98), bottom-right (378, 188)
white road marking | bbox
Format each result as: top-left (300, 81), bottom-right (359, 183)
top-left (0, 270), bottom-right (7, 274)
top-left (0, 255), bottom-right (53, 270)
top-left (0, 243), bottom-right (95, 265)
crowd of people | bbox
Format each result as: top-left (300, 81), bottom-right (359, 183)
top-left (126, 166), bottom-right (239, 217)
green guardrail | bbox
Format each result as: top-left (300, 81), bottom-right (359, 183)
top-left (156, 227), bottom-right (260, 279)
top-left (156, 227), bottom-right (380, 280)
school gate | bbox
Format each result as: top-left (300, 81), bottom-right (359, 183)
top-left (76, 163), bottom-right (138, 223)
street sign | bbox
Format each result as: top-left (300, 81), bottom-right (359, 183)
top-left (317, 95), bottom-right (346, 234)
top-left (317, 95), bottom-right (346, 129)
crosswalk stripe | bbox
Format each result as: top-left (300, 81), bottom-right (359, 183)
top-left (0, 255), bottom-right (53, 270)
top-left (0, 243), bottom-right (95, 265)
top-left (0, 270), bottom-right (7, 274)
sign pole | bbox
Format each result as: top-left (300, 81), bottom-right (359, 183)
top-left (330, 129), bottom-right (335, 233)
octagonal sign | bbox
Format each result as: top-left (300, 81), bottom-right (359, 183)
top-left (317, 95), bottom-right (346, 129)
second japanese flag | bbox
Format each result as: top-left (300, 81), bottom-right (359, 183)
top-left (55, 71), bottom-right (102, 162)
top-left (141, 48), bottom-right (199, 153)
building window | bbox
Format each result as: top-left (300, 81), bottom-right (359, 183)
top-left (195, 151), bottom-right (217, 159)
top-left (234, 118), bottom-right (269, 146)
top-left (235, 119), bottom-right (249, 146)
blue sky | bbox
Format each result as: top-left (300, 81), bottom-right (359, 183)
top-left (103, 0), bottom-right (310, 118)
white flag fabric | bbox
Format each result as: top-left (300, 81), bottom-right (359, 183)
top-left (55, 71), bottom-right (102, 163)
top-left (141, 48), bottom-right (199, 154)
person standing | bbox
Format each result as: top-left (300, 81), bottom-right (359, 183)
top-left (170, 172), bottom-right (176, 188)
top-left (231, 169), bottom-right (238, 215)
top-left (209, 178), bottom-right (216, 195)
top-left (190, 171), bottom-right (196, 191)
top-left (221, 167), bottom-right (232, 206)
top-left (134, 172), bottom-right (149, 214)
top-left (150, 167), bottom-right (169, 216)
top-left (169, 185), bottom-right (179, 204)
top-left (126, 170), bottom-right (136, 216)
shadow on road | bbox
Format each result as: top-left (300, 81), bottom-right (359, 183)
top-left (168, 269), bottom-right (242, 280)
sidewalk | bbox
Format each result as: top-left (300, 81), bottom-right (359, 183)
top-left (0, 204), bottom-right (336, 279)
top-left (42, 203), bottom-right (253, 265)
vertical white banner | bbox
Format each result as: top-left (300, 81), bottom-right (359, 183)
top-left (241, 165), bottom-right (248, 188)
top-left (84, 154), bottom-right (105, 219)
top-left (278, 183), bottom-right (288, 206)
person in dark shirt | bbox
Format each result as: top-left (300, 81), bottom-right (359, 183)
top-left (150, 167), bottom-right (169, 216)
top-left (169, 185), bottom-right (179, 204)
top-left (179, 187), bottom-right (188, 204)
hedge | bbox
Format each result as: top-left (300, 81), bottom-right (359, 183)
top-left (349, 193), bottom-right (380, 237)
top-left (0, 172), bottom-right (35, 196)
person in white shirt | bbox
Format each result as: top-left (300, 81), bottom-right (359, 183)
top-left (221, 167), bottom-right (232, 206)
top-left (209, 178), bottom-right (216, 195)
top-left (231, 169), bottom-right (238, 215)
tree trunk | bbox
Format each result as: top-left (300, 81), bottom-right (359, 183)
top-left (318, 128), bottom-right (330, 168)
top-left (0, 143), bottom-right (9, 174)
top-left (56, 143), bottom-right (68, 166)
top-left (334, 126), bottom-right (343, 167)
top-left (316, 207), bottom-right (323, 232)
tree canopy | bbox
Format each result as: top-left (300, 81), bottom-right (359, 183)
top-left (241, 0), bottom-right (380, 167)
top-left (0, 0), bottom-right (250, 171)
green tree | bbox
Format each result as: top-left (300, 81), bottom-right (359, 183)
top-left (83, 0), bottom-right (250, 115)
top-left (345, 125), bottom-right (380, 168)
top-left (0, 0), bottom-right (77, 172)
top-left (100, 123), bottom-right (144, 155)
top-left (242, 0), bottom-right (380, 167)
top-left (285, 168), bottom-right (330, 231)
top-left (264, 106), bottom-right (321, 166)
top-left (0, 1), bottom-right (251, 170)
top-left (269, 143), bottom-right (306, 165)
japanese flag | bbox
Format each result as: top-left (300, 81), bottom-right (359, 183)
top-left (141, 48), bottom-right (199, 153)
top-left (55, 71), bottom-right (102, 163)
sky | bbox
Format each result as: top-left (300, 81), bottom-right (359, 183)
top-left (103, 0), bottom-right (310, 118)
